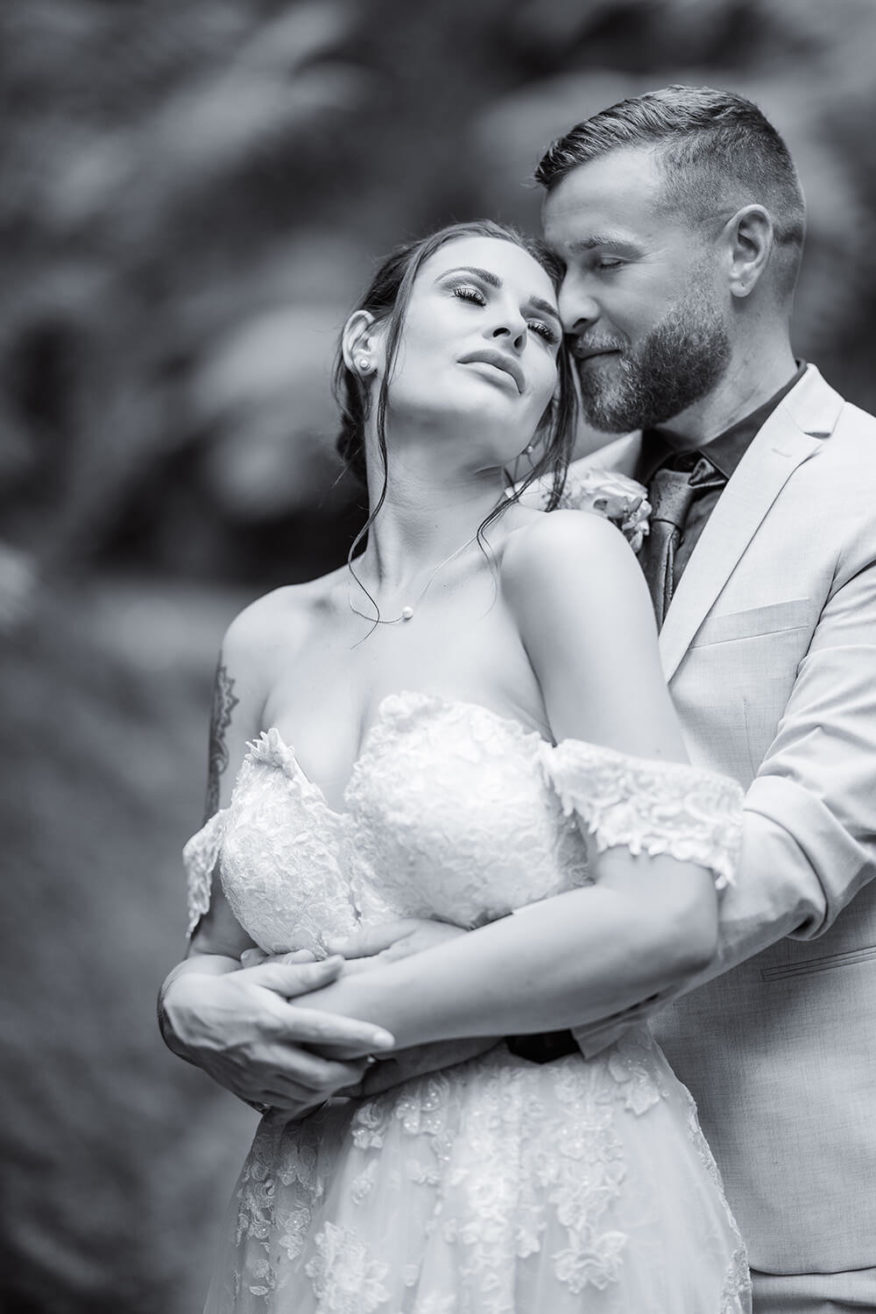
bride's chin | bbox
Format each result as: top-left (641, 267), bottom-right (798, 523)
top-left (391, 385), bottom-right (523, 430)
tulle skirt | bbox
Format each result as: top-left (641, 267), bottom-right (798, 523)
top-left (203, 1028), bottom-right (750, 1313)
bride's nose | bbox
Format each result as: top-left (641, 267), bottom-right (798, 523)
top-left (489, 312), bottom-right (527, 353)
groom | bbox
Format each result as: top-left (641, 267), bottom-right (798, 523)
top-left (537, 86), bottom-right (876, 1314)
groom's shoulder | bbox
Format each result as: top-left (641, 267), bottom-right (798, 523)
top-left (830, 397), bottom-right (876, 454)
top-left (804, 395), bottom-right (876, 510)
top-left (789, 366), bottom-right (876, 465)
top-left (787, 373), bottom-right (876, 552)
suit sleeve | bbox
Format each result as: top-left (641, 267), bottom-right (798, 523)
top-left (703, 518), bottom-right (876, 977)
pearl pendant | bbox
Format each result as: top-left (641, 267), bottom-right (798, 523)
top-left (401, 606), bottom-right (414, 621)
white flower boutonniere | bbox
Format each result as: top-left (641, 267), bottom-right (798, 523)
top-left (556, 464), bottom-right (651, 552)
top-left (516, 462), bottom-right (651, 553)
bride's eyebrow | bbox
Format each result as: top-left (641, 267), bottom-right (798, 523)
top-left (439, 266), bottom-right (561, 327)
top-left (439, 264), bottom-right (502, 287)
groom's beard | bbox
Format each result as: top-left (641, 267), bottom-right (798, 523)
top-left (574, 284), bottom-right (732, 434)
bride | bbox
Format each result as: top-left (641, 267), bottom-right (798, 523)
top-left (164, 219), bottom-right (751, 1311)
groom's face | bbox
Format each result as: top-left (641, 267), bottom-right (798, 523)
top-left (542, 145), bottom-right (731, 432)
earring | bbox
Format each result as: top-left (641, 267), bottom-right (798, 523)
top-left (355, 355), bottom-right (373, 376)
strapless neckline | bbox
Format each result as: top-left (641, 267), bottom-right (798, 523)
top-left (250, 690), bottom-right (550, 818)
top-left (185, 685), bottom-right (742, 947)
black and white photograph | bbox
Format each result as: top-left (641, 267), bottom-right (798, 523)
top-left (3, 3), bottom-right (876, 1312)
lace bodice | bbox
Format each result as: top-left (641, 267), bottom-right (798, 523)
top-left (184, 692), bottom-right (742, 951)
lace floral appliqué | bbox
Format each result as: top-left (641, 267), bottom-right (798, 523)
top-left (304, 1221), bottom-right (392, 1313)
top-left (182, 809), bottom-right (226, 937)
top-left (546, 738), bottom-right (743, 890)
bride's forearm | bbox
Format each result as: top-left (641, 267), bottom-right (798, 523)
top-left (300, 863), bottom-right (717, 1048)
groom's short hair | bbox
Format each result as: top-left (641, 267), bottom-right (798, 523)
top-left (536, 85), bottom-right (805, 296)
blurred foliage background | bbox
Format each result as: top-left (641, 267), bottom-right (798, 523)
top-left (3, 1), bottom-right (876, 1309)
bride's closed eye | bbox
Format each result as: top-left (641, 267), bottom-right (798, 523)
top-left (451, 283), bottom-right (487, 306)
top-left (451, 284), bottom-right (559, 346)
top-left (526, 317), bottom-right (560, 346)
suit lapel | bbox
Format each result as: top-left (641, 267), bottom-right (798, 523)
top-left (658, 366), bottom-right (843, 680)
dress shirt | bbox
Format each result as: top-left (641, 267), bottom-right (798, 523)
top-left (635, 362), bottom-right (807, 589)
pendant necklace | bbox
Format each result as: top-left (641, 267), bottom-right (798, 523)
top-left (347, 534), bottom-right (477, 626)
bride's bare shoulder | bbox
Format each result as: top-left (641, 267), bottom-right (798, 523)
top-left (500, 507), bottom-right (632, 588)
top-left (220, 566), bottom-right (347, 669)
top-left (499, 508), bottom-right (652, 646)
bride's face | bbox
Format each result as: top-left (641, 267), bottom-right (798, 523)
top-left (374, 235), bottom-right (562, 465)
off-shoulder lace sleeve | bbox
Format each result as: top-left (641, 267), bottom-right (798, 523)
top-left (182, 810), bottom-right (227, 937)
top-left (544, 740), bottom-right (743, 889)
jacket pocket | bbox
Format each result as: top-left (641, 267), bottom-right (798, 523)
top-left (691, 598), bottom-right (811, 647)
top-left (761, 944), bottom-right (876, 981)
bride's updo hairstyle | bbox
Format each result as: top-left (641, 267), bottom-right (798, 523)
top-left (333, 220), bottom-right (577, 541)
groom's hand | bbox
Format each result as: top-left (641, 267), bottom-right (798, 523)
top-left (159, 953), bottom-right (395, 1118)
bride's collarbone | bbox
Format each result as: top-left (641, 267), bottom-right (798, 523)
top-left (260, 583), bottom-right (541, 792)
top-left (285, 586), bottom-right (524, 690)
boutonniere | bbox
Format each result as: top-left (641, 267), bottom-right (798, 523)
top-left (517, 463), bottom-right (651, 552)
top-left (556, 464), bottom-right (651, 552)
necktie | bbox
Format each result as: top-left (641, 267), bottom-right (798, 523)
top-left (639, 465), bottom-right (700, 628)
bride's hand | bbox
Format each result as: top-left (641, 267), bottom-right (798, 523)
top-left (325, 918), bottom-right (466, 975)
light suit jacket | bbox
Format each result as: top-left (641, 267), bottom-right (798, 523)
top-left (583, 364), bottom-right (876, 1276)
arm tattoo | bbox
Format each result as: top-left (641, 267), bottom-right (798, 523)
top-left (204, 660), bottom-right (239, 821)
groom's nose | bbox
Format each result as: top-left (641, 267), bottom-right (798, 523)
top-left (558, 275), bottom-right (600, 335)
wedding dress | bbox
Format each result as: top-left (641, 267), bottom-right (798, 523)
top-left (184, 691), bottom-right (751, 1313)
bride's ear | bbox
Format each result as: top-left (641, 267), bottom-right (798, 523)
top-left (342, 311), bottom-right (380, 380)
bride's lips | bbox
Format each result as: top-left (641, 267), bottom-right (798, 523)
top-left (458, 349), bottom-right (525, 393)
